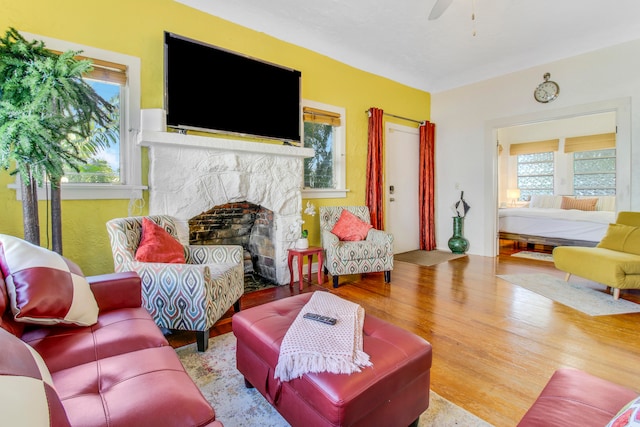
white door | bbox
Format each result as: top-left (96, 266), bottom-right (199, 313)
top-left (385, 123), bottom-right (420, 254)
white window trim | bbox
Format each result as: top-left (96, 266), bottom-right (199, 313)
top-left (301, 99), bottom-right (348, 199)
top-left (8, 33), bottom-right (146, 200)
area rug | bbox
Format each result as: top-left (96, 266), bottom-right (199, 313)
top-left (176, 333), bottom-right (493, 427)
top-left (395, 249), bottom-right (466, 267)
top-left (243, 273), bottom-right (277, 293)
top-left (497, 273), bottom-right (640, 316)
top-left (511, 251), bottom-right (554, 262)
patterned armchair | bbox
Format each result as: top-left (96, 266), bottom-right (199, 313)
top-left (106, 215), bottom-right (244, 351)
top-left (320, 206), bottom-right (394, 288)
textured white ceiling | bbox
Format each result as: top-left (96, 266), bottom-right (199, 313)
top-left (177, 0), bottom-right (640, 93)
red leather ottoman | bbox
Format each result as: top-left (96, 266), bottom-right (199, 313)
top-left (232, 292), bottom-right (432, 427)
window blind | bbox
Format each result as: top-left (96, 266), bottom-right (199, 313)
top-left (564, 132), bottom-right (615, 153)
top-left (52, 50), bottom-right (127, 85)
top-left (509, 139), bottom-right (559, 156)
top-left (303, 107), bottom-right (341, 126)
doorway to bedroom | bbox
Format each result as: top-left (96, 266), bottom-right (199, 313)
top-left (496, 110), bottom-right (618, 256)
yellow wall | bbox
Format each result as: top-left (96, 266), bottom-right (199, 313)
top-left (0, 0), bottom-right (430, 274)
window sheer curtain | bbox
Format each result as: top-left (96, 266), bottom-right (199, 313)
top-left (366, 108), bottom-right (384, 229)
top-left (419, 121), bottom-right (436, 250)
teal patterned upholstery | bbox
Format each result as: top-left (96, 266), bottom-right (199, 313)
top-left (106, 215), bottom-right (244, 351)
top-left (320, 206), bottom-right (394, 287)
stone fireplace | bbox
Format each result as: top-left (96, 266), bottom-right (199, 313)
top-left (138, 128), bottom-right (314, 285)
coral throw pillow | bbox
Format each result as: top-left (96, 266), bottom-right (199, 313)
top-left (331, 210), bottom-right (373, 241)
top-left (561, 196), bottom-right (598, 211)
top-left (135, 217), bottom-right (186, 263)
top-left (0, 234), bottom-right (99, 326)
top-left (0, 328), bottom-right (71, 426)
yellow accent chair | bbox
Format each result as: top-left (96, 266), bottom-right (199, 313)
top-left (553, 211), bottom-right (640, 299)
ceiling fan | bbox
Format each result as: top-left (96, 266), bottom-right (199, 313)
top-left (428, 0), bottom-right (454, 20)
top-left (428, 0), bottom-right (476, 35)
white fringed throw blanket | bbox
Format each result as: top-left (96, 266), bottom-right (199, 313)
top-left (274, 291), bottom-right (372, 382)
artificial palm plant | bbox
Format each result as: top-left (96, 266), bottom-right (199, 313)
top-left (0, 27), bottom-right (115, 253)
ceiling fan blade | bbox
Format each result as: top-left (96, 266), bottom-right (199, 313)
top-left (428, 0), bottom-right (454, 20)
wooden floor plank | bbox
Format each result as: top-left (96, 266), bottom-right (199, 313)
top-left (167, 248), bottom-right (640, 427)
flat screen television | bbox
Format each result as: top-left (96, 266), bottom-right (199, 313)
top-left (164, 32), bottom-right (302, 143)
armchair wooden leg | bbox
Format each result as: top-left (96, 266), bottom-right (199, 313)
top-left (613, 288), bottom-right (621, 300)
top-left (234, 299), bottom-right (241, 312)
top-left (564, 273), bottom-right (571, 282)
top-left (384, 271), bottom-right (391, 283)
top-left (333, 276), bottom-right (339, 288)
top-left (196, 329), bottom-right (209, 352)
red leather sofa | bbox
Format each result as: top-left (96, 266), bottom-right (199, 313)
top-left (0, 270), bottom-right (223, 427)
top-left (518, 368), bottom-right (638, 426)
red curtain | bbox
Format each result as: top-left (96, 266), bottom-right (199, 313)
top-left (419, 121), bottom-right (436, 250)
top-left (366, 108), bottom-right (384, 230)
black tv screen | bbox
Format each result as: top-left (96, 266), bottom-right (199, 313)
top-left (164, 32), bottom-right (302, 142)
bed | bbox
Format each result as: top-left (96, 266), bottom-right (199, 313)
top-left (498, 195), bottom-right (616, 247)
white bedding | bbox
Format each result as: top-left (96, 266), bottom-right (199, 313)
top-left (498, 207), bottom-right (615, 242)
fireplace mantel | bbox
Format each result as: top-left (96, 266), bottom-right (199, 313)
top-left (137, 130), bottom-right (314, 158)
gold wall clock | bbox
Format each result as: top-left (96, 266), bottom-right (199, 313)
top-left (534, 72), bottom-right (560, 103)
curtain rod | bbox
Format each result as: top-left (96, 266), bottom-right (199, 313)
top-left (365, 110), bottom-right (424, 125)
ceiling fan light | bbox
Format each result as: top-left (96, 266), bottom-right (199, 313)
top-left (428, 0), bottom-right (454, 20)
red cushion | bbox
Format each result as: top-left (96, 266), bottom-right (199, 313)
top-left (0, 234), bottom-right (99, 327)
top-left (52, 346), bottom-right (216, 427)
top-left (22, 307), bottom-right (169, 373)
top-left (135, 217), bottom-right (186, 263)
top-left (331, 210), bottom-right (373, 241)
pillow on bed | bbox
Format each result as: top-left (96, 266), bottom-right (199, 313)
top-left (585, 195), bottom-right (616, 212)
top-left (529, 195), bottom-right (562, 209)
top-left (561, 196), bottom-right (598, 211)
top-left (597, 223), bottom-right (640, 255)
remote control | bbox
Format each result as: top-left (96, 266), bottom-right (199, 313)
top-left (303, 312), bottom-right (337, 325)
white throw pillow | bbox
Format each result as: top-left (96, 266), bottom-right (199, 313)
top-left (0, 234), bottom-right (99, 326)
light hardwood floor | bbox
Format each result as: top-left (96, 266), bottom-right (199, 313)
top-left (168, 245), bottom-right (640, 427)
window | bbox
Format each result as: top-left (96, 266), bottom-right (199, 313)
top-left (11, 33), bottom-right (144, 200)
top-left (301, 100), bottom-right (347, 199)
top-left (573, 149), bottom-right (616, 196)
top-left (565, 132), bottom-right (616, 196)
top-left (517, 152), bottom-right (554, 200)
top-left (63, 62), bottom-right (124, 184)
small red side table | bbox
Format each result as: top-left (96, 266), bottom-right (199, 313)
top-left (287, 246), bottom-right (325, 290)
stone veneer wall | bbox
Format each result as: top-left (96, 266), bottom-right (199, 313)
top-left (143, 132), bottom-right (311, 285)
